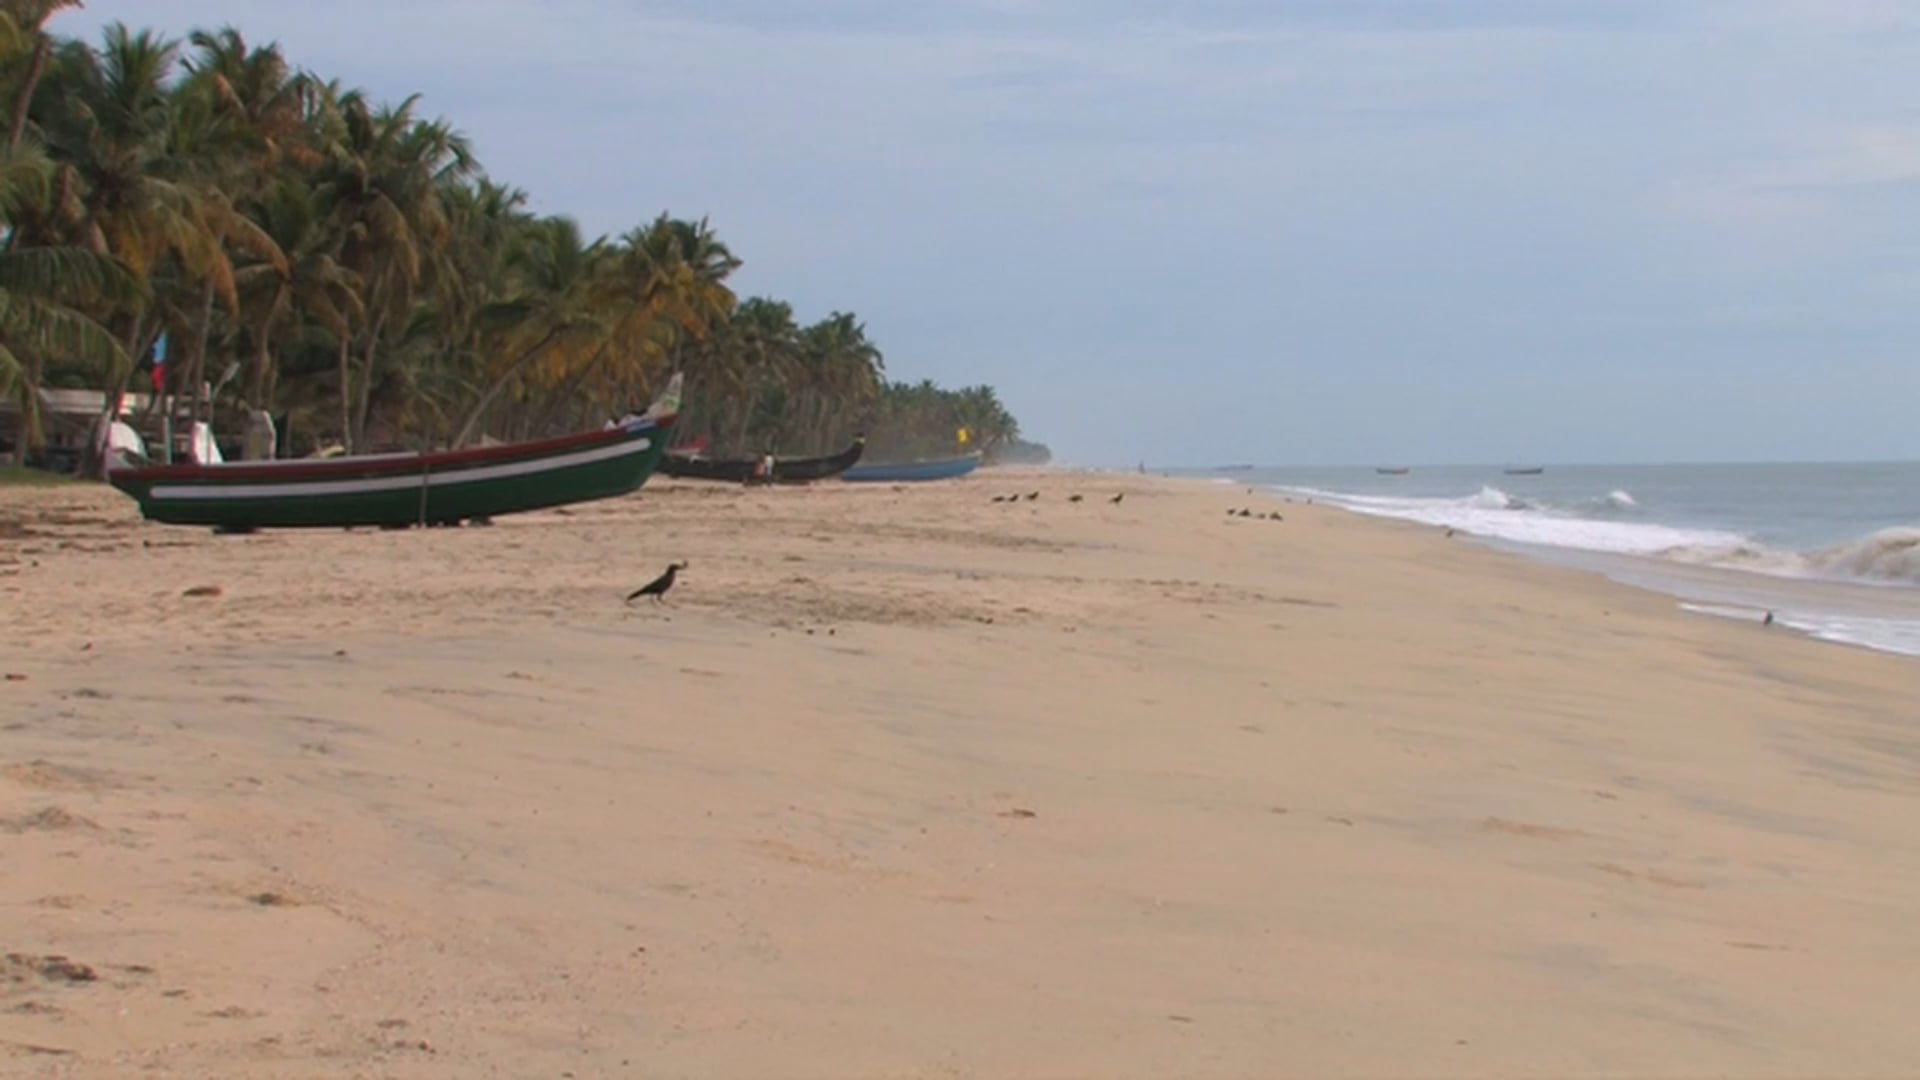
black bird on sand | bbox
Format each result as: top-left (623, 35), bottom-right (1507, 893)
top-left (627, 561), bottom-right (688, 603)
top-left (1109, 493), bottom-right (1124, 505)
top-left (1025, 492), bottom-right (1040, 501)
top-left (1069, 494), bottom-right (1084, 503)
top-left (1238, 508), bottom-right (1253, 518)
top-left (991, 495), bottom-right (1008, 503)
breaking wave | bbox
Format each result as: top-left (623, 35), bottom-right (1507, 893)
top-left (1281, 484), bottom-right (1918, 587)
top-left (1806, 527), bottom-right (1920, 585)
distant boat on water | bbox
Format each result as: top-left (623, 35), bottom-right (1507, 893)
top-left (1375, 467), bottom-right (1410, 476)
top-left (1503, 467), bottom-right (1545, 476)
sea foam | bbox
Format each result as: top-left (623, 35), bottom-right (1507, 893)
top-left (1283, 484), bottom-right (1919, 587)
top-left (1287, 485), bottom-right (1747, 558)
top-left (1267, 472), bottom-right (1919, 658)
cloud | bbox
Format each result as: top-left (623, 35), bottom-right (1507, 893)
top-left (625, 0), bottom-right (1680, 37)
top-left (1747, 125), bottom-right (1920, 192)
top-left (54, 0), bottom-right (1920, 463)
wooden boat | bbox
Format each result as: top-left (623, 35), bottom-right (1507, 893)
top-left (107, 377), bottom-right (681, 530)
top-left (1375, 467), bottom-right (1410, 476)
top-left (841, 453), bottom-right (981, 483)
top-left (660, 437), bottom-right (865, 484)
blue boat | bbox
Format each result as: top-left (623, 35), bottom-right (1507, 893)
top-left (840, 453), bottom-right (982, 483)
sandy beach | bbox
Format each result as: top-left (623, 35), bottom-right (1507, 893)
top-left (2, 471), bottom-right (1917, 1078)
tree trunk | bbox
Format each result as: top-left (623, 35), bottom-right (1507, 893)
top-left (335, 335), bottom-right (353, 453)
top-left (449, 326), bottom-right (568, 448)
top-left (86, 317), bottom-right (148, 478)
top-left (248, 313), bottom-right (275, 409)
top-left (350, 313), bottom-right (386, 450)
top-left (518, 354), bottom-right (601, 441)
top-left (188, 280), bottom-right (216, 423)
top-left (6, 35), bottom-right (50, 154)
top-left (9, 350), bottom-right (43, 463)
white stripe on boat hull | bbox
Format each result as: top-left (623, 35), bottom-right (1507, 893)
top-left (148, 436), bottom-right (653, 502)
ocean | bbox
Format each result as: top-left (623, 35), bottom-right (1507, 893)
top-left (1187, 463), bottom-right (1920, 659)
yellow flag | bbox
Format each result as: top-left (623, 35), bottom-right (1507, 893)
top-left (957, 427), bottom-right (970, 445)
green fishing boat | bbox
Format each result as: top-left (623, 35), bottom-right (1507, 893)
top-left (107, 377), bottom-right (681, 531)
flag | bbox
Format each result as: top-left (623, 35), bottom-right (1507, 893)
top-left (149, 333), bottom-right (169, 394)
top-left (956, 427), bottom-right (970, 446)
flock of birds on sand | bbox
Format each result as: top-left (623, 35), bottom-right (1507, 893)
top-left (621, 492), bottom-right (1789, 631)
top-left (990, 492), bottom-right (1123, 504)
top-left (625, 489), bottom-right (1306, 605)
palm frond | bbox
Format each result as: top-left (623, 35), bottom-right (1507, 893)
top-left (0, 245), bottom-right (142, 307)
top-left (0, 292), bottom-right (126, 369)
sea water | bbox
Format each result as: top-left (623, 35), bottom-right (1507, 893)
top-left (1191, 463), bottom-right (1920, 659)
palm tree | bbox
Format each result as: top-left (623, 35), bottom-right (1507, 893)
top-left (2, 0), bottom-right (83, 153)
top-left (513, 214), bottom-right (737, 441)
top-left (0, 143), bottom-right (136, 458)
top-left (235, 176), bottom-right (359, 413)
top-left (31, 24), bottom-right (265, 470)
top-left (449, 213), bottom-right (610, 446)
top-left (794, 311), bottom-right (881, 449)
top-left (314, 89), bottom-right (471, 449)
top-left (182, 27), bottom-right (311, 170)
top-left (3, 11), bottom-right (1039, 469)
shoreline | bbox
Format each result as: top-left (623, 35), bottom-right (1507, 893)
top-left (1207, 471), bottom-right (1920, 660)
top-left (5, 472), bottom-right (1919, 1075)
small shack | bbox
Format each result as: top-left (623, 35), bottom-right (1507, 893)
top-left (0, 389), bottom-right (159, 470)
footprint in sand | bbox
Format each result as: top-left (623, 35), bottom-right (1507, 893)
top-left (1593, 862), bottom-right (1708, 889)
top-left (0, 807), bottom-right (100, 834)
top-left (2, 954), bottom-right (97, 984)
top-left (1480, 817), bottom-right (1589, 841)
top-left (1, 760), bottom-right (117, 793)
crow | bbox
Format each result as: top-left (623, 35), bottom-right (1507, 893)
top-left (1109, 493), bottom-right (1124, 505)
top-left (627, 561), bottom-right (688, 603)
top-left (991, 495), bottom-right (1008, 503)
top-left (1025, 492), bottom-right (1039, 501)
top-left (1068, 494), bottom-right (1084, 503)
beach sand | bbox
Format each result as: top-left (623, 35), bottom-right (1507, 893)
top-left (2, 471), bottom-right (1917, 1077)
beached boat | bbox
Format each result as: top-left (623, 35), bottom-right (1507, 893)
top-left (106, 378), bottom-right (681, 530)
top-left (660, 437), bottom-right (865, 484)
top-left (841, 453), bottom-right (981, 483)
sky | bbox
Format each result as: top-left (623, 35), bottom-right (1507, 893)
top-left (59, 1), bottom-right (1920, 465)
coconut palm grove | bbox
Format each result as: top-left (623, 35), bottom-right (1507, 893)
top-left (0, 5), bottom-right (1049, 469)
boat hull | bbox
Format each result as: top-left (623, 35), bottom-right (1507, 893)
top-left (660, 438), bottom-right (865, 484)
top-left (841, 453), bottom-right (981, 483)
top-left (107, 415), bottom-right (673, 529)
